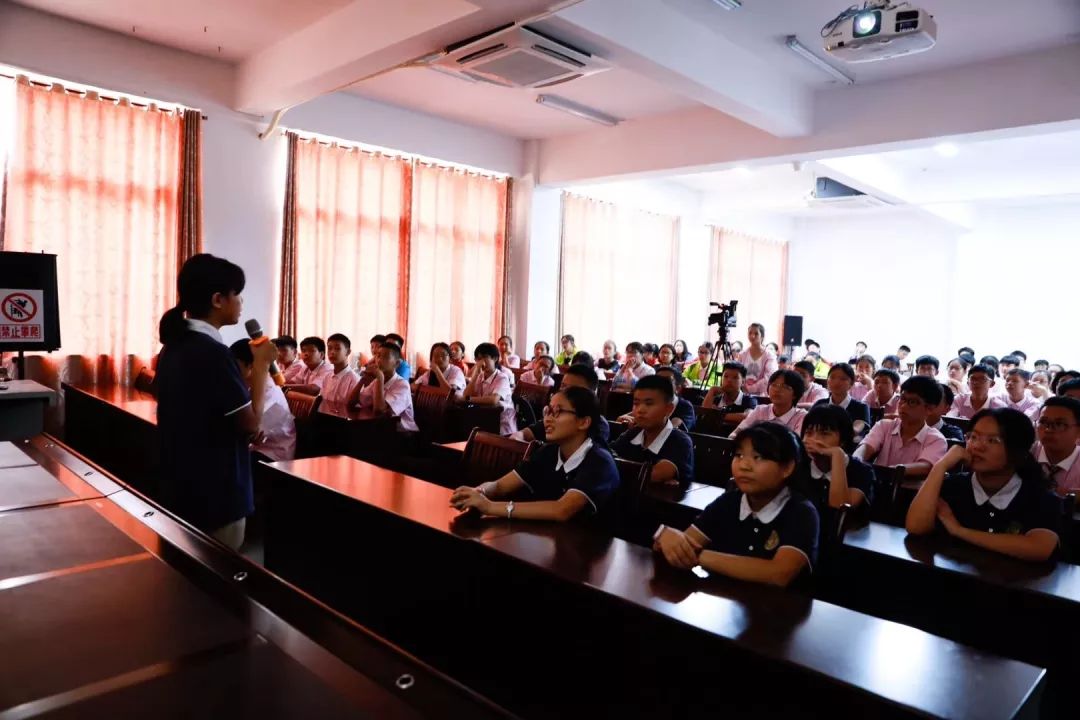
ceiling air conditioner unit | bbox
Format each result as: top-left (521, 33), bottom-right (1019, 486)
top-left (431, 24), bottom-right (611, 88)
top-left (807, 177), bottom-right (893, 210)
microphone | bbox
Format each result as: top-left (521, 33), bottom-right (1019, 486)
top-left (245, 319), bottom-right (286, 387)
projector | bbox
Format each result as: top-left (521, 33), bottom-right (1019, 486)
top-left (823, 3), bottom-right (937, 63)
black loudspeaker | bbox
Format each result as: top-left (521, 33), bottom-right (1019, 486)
top-left (782, 315), bottom-right (803, 347)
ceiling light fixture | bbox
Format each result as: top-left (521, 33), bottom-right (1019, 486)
top-left (535, 94), bottom-right (621, 127)
top-left (712, 0), bottom-right (742, 9)
top-left (785, 35), bottom-right (855, 85)
top-left (934, 142), bottom-right (960, 158)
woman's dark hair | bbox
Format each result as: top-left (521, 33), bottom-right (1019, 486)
top-left (673, 340), bottom-right (692, 362)
top-left (643, 343), bottom-right (660, 355)
top-left (498, 335), bottom-right (513, 348)
top-left (856, 354), bottom-right (877, 370)
top-left (534, 340), bottom-right (550, 354)
top-left (949, 356), bottom-right (972, 371)
top-left (828, 362), bottom-right (855, 383)
top-left (428, 342), bottom-right (451, 386)
top-left (535, 355), bottom-right (556, 373)
top-left (571, 351), bottom-right (594, 367)
top-left (561, 334), bottom-right (575, 345)
top-left (159, 254), bottom-right (245, 345)
top-left (659, 343), bottom-right (676, 358)
top-left (450, 340), bottom-right (466, 354)
top-left (474, 342), bottom-right (501, 368)
top-left (699, 341), bottom-right (714, 352)
top-left (768, 369), bottom-right (806, 401)
top-left (802, 404), bottom-right (855, 450)
top-left (731, 423), bottom-right (809, 494)
top-left (766, 342), bottom-right (780, 353)
top-left (968, 408), bottom-right (1046, 489)
top-left (229, 339), bottom-right (254, 365)
top-left (559, 386), bottom-right (604, 443)
top-left (748, 322), bottom-right (766, 341)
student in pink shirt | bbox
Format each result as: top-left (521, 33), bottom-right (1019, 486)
top-left (464, 342), bottom-right (517, 435)
top-left (1032, 396), bottom-right (1080, 496)
top-left (498, 335), bottom-right (521, 369)
top-left (272, 335), bottom-right (305, 385)
top-left (851, 354), bottom-right (876, 402)
top-left (1003, 368), bottom-right (1042, 421)
top-left (864, 368), bottom-right (901, 416)
top-left (950, 363), bottom-right (1007, 419)
top-left (283, 336), bottom-right (334, 396)
top-left (736, 322), bottom-right (778, 395)
top-left (523, 355), bottom-right (556, 387)
top-left (347, 341), bottom-right (418, 432)
top-left (319, 333), bottom-right (360, 410)
top-left (945, 356), bottom-right (971, 397)
top-left (729, 369), bottom-right (808, 437)
top-left (854, 376), bottom-right (947, 478)
top-left (794, 360), bottom-right (829, 407)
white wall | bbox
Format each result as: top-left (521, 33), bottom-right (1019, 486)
top-left (0, 2), bottom-right (524, 345)
top-left (786, 210), bottom-right (960, 362)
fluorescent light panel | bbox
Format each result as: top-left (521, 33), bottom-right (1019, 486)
top-left (712, 0), bottom-right (742, 9)
top-left (535, 94), bottom-right (620, 127)
top-left (785, 35), bottom-right (855, 85)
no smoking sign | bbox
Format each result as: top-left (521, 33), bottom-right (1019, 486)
top-left (0, 288), bottom-right (44, 342)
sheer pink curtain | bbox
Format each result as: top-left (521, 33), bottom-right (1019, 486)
top-left (559, 193), bottom-right (679, 354)
top-left (293, 139), bottom-right (411, 344)
top-left (3, 77), bottom-right (181, 387)
top-left (708, 227), bottom-right (788, 344)
top-left (407, 164), bottom-right (507, 370)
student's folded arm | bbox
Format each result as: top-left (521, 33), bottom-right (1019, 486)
top-left (951, 527), bottom-right (1058, 562)
top-left (852, 441), bottom-right (876, 462)
top-left (901, 462), bottom-right (932, 477)
top-left (904, 461), bottom-right (948, 535)
top-left (827, 454), bottom-right (862, 509)
top-left (285, 384), bottom-right (320, 396)
top-left (697, 547), bottom-right (808, 587)
top-left (485, 491), bottom-right (589, 522)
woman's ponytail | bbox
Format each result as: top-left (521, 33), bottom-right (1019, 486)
top-left (158, 305), bottom-right (187, 346)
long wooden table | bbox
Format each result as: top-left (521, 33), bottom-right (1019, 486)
top-left (0, 436), bottom-right (514, 719)
top-left (260, 455), bottom-right (1045, 720)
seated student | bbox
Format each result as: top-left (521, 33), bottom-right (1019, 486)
top-left (283, 336), bottom-right (333, 396)
top-left (881, 354), bottom-right (902, 372)
top-left (451, 387), bottom-right (619, 521)
top-left (1011, 350), bottom-right (1028, 369)
top-left (658, 343), bottom-right (677, 367)
top-left (766, 342), bottom-right (781, 355)
top-left (319, 333), bottom-right (360, 408)
top-left (1057, 378), bottom-right (1080, 400)
top-left (864, 368), bottom-right (901, 416)
top-left (854, 376), bottom-right (947, 478)
top-left (498, 335), bottom-right (521, 369)
top-left (385, 333), bottom-right (411, 379)
top-left (449, 341), bottom-right (468, 373)
top-left (523, 355), bottom-right (556, 387)
top-left (570, 351), bottom-right (595, 368)
top-left (596, 340), bottom-right (621, 373)
top-left (358, 334), bottom-right (385, 370)
top-left (851, 354), bottom-right (876, 402)
top-left (802, 405), bottom-right (874, 510)
top-left (653, 423), bottom-right (819, 587)
top-left (610, 375), bottom-right (695, 487)
top-left (652, 365), bottom-right (697, 432)
top-left (413, 342), bottom-right (467, 399)
top-left (555, 334), bottom-right (576, 366)
top-left (1003, 368), bottom-right (1042, 420)
top-left (346, 342), bottom-right (418, 432)
top-left (794, 360), bottom-right (829, 407)
top-left (930, 383), bottom-right (966, 444)
top-left (914, 355), bottom-right (939, 379)
top-left (702, 361), bottom-right (758, 424)
top-left (980, 355), bottom-right (1009, 397)
top-left (907, 408), bottom-right (1063, 562)
top-left (673, 339), bottom-right (692, 368)
top-left (729, 369), bottom-right (808, 437)
top-left (945, 356), bottom-right (971, 396)
top-left (642, 343), bottom-right (660, 367)
top-left (524, 341), bottom-right (551, 371)
top-left (897, 344), bottom-right (911, 362)
top-left (1033, 396), bottom-right (1080, 496)
top-left (272, 335), bottom-right (304, 384)
top-left (776, 354), bottom-right (792, 371)
top-left (683, 342), bottom-right (721, 389)
top-left (998, 354), bottom-right (1022, 378)
top-left (737, 322), bottom-right (778, 395)
top-left (463, 342), bottom-right (517, 435)
top-left (812, 362), bottom-right (871, 435)
top-left (848, 340), bottom-right (868, 365)
top-left (612, 341), bottom-right (656, 390)
top-left (802, 338), bottom-right (820, 361)
top-left (229, 340), bottom-right (296, 462)
top-left (949, 363), bottom-right (1006, 419)
top-left (1029, 370), bottom-right (1052, 401)
top-left (1051, 370), bottom-right (1080, 396)
top-left (513, 365), bottom-right (611, 444)
top-left (1033, 359), bottom-right (1050, 372)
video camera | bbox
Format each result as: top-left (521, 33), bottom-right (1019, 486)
top-left (708, 300), bottom-right (738, 329)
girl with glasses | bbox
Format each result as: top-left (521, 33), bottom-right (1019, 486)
top-left (906, 407), bottom-right (1063, 562)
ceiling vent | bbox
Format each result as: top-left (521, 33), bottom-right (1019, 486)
top-left (807, 176), bottom-right (893, 210)
top-left (431, 25), bottom-right (611, 88)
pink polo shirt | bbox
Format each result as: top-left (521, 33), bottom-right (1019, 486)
top-left (737, 348), bottom-right (778, 395)
top-left (865, 393), bottom-right (901, 415)
top-left (1003, 392), bottom-right (1042, 421)
top-left (948, 393), bottom-right (1006, 420)
top-left (730, 404), bottom-right (807, 437)
top-left (321, 365), bottom-right (359, 406)
top-left (851, 383), bottom-right (871, 402)
top-left (295, 360), bottom-right (334, 390)
top-left (1033, 442), bottom-right (1080, 496)
top-left (799, 383), bottom-right (829, 407)
top-left (859, 419), bottom-right (947, 467)
top-left (282, 358), bottom-right (305, 384)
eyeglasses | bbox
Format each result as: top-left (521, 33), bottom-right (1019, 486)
top-left (965, 432), bottom-right (1004, 447)
top-left (1036, 419), bottom-right (1078, 432)
top-left (542, 405), bottom-right (577, 419)
top-left (898, 396), bottom-right (925, 407)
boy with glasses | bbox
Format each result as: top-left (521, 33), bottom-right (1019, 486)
top-left (854, 376), bottom-right (947, 479)
top-left (1033, 396), bottom-right (1080, 496)
top-left (949, 363), bottom-right (1006, 419)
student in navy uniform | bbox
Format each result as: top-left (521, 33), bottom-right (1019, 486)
top-left (512, 364), bottom-right (611, 445)
top-left (156, 254), bottom-right (276, 550)
top-left (930, 383), bottom-right (966, 444)
top-left (801, 405), bottom-right (874, 511)
top-left (654, 365), bottom-right (697, 431)
top-left (906, 407), bottom-right (1063, 562)
top-left (702, 361), bottom-right (758, 424)
top-left (610, 374), bottom-right (695, 488)
top-left (450, 387), bottom-right (619, 521)
top-left (653, 423), bottom-right (820, 587)
top-left (813, 362), bottom-right (872, 436)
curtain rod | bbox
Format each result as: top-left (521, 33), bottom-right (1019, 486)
top-left (0, 70), bottom-right (207, 120)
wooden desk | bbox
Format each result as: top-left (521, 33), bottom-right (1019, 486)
top-left (0, 437), bottom-right (512, 719)
top-left (312, 402), bottom-right (401, 462)
top-left (260, 456), bottom-right (1044, 720)
top-left (0, 379), bottom-right (55, 440)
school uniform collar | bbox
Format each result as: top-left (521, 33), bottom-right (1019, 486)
top-left (187, 318), bottom-right (223, 344)
top-left (890, 421), bottom-right (930, 443)
top-left (724, 390), bottom-right (745, 406)
top-left (739, 486), bottom-right (792, 523)
top-left (770, 405), bottom-right (798, 424)
top-left (1037, 444), bottom-right (1080, 473)
top-left (831, 394), bottom-right (852, 410)
top-left (971, 473), bottom-right (1022, 510)
top-left (630, 419), bottom-right (674, 454)
top-left (932, 418), bottom-right (945, 431)
top-left (555, 438), bottom-right (594, 473)
top-left (331, 364), bottom-right (353, 378)
top-left (809, 453), bottom-right (849, 480)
